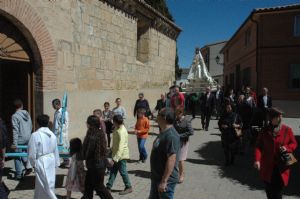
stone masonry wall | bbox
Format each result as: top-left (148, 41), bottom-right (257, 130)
top-left (21, 0), bottom-right (177, 136)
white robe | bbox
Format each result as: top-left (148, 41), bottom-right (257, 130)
top-left (53, 108), bottom-right (69, 148)
top-left (28, 127), bottom-right (60, 199)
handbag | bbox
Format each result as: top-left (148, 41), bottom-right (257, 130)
top-left (280, 126), bottom-right (297, 166)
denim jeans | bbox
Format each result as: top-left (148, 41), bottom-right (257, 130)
top-left (149, 180), bottom-right (177, 199)
top-left (106, 159), bottom-right (131, 189)
top-left (14, 148), bottom-right (28, 178)
top-left (137, 138), bottom-right (147, 161)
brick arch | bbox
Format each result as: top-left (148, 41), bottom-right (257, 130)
top-left (0, 0), bottom-right (57, 90)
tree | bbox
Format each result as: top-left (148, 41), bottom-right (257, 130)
top-left (175, 48), bottom-right (182, 79)
top-left (144, 0), bottom-right (174, 21)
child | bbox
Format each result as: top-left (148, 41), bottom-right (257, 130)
top-left (135, 108), bottom-right (150, 163)
top-left (103, 102), bottom-right (114, 148)
top-left (65, 138), bottom-right (85, 199)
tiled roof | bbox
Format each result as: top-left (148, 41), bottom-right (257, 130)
top-left (254, 3), bottom-right (300, 13)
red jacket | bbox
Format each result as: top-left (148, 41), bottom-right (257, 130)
top-left (171, 93), bottom-right (185, 109)
top-left (254, 124), bottom-right (297, 186)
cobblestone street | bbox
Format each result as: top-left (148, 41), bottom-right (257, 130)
top-left (4, 117), bottom-right (300, 199)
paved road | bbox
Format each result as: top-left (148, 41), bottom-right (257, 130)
top-left (3, 117), bottom-right (300, 199)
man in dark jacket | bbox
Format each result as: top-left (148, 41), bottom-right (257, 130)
top-left (154, 94), bottom-right (166, 113)
top-left (134, 93), bottom-right (151, 117)
top-left (200, 87), bottom-right (215, 131)
top-left (257, 87), bottom-right (272, 127)
top-left (11, 99), bottom-right (32, 180)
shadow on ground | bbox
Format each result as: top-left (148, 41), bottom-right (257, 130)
top-left (188, 136), bottom-right (300, 197)
top-left (128, 170), bottom-right (151, 179)
top-left (12, 174), bottom-right (65, 190)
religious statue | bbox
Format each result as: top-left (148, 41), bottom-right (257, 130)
top-left (187, 47), bottom-right (214, 84)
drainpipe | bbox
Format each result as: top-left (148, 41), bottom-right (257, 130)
top-left (250, 15), bottom-right (259, 93)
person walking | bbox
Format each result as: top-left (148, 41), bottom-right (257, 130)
top-left (254, 108), bottom-right (297, 199)
top-left (200, 87), bottom-right (215, 131)
top-left (154, 94), bottom-right (167, 114)
top-left (112, 98), bottom-right (127, 120)
top-left (149, 108), bottom-right (180, 199)
top-left (189, 92), bottom-right (199, 119)
top-left (218, 103), bottom-right (243, 166)
top-left (106, 115), bottom-right (132, 195)
top-left (52, 98), bottom-right (70, 167)
top-left (103, 102), bottom-right (114, 148)
top-left (171, 86), bottom-right (185, 110)
top-left (258, 87), bottom-right (272, 127)
top-left (174, 107), bottom-right (193, 183)
top-left (215, 85), bottom-right (224, 120)
top-left (133, 93), bottom-right (151, 118)
top-left (65, 138), bottom-right (85, 199)
top-left (135, 108), bottom-right (150, 163)
top-left (82, 115), bottom-right (113, 199)
top-left (93, 109), bottom-right (107, 138)
top-left (28, 114), bottom-right (60, 199)
top-left (11, 99), bottom-right (32, 180)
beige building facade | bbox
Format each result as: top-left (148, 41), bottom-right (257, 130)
top-left (0, 0), bottom-right (181, 138)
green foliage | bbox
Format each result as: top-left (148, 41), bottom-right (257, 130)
top-left (144, 0), bottom-right (174, 21)
top-left (175, 48), bottom-right (182, 79)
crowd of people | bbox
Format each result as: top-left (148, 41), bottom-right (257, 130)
top-left (0, 83), bottom-right (298, 199)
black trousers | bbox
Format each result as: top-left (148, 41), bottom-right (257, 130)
top-left (201, 108), bottom-right (211, 129)
top-left (82, 168), bottom-right (113, 199)
top-left (0, 168), bottom-right (8, 199)
top-left (265, 168), bottom-right (284, 199)
top-left (190, 101), bottom-right (197, 118)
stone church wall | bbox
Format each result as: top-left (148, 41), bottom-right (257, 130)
top-left (23, 0), bottom-right (178, 137)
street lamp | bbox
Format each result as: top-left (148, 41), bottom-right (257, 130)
top-left (215, 55), bottom-right (224, 65)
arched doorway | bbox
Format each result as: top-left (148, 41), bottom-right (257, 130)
top-left (0, 15), bottom-right (36, 133)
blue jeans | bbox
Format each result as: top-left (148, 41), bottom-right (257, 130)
top-left (137, 138), bottom-right (147, 161)
top-left (149, 181), bottom-right (177, 199)
top-left (106, 160), bottom-right (131, 189)
top-left (14, 148), bottom-right (28, 178)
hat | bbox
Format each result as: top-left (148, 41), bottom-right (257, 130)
top-left (268, 107), bottom-right (284, 119)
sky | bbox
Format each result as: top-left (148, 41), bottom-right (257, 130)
top-left (167, 0), bottom-right (300, 68)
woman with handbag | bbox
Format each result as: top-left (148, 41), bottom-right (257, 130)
top-left (254, 107), bottom-right (297, 199)
top-left (174, 107), bottom-right (194, 183)
top-left (218, 103), bottom-right (243, 166)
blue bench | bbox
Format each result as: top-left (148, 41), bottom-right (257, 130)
top-left (5, 145), bottom-right (70, 158)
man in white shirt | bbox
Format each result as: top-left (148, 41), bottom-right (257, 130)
top-left (258, 87), bottom-right (272, 127)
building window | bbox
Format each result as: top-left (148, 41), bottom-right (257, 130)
top-left (294, 16), bottom-right (300, 37)
top-left (289, 64), bottom-right (300, 89)
top-left (245, 28), bottom-right (251, 47)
